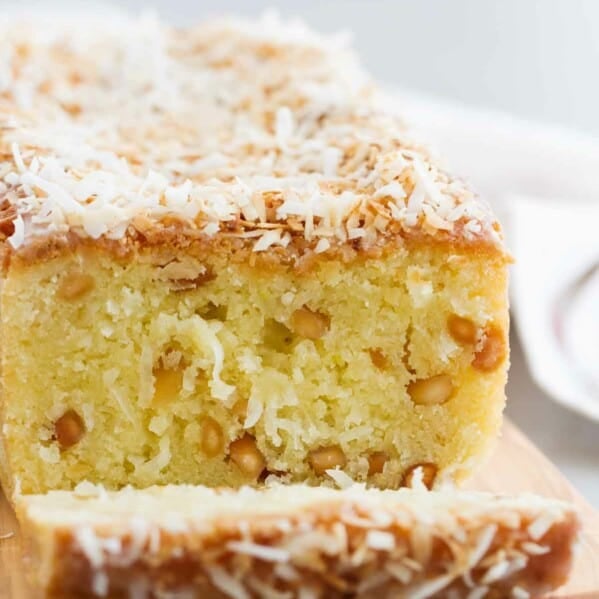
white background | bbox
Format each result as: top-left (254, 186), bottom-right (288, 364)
top-left (106, 0), bottom-right (599, 134)
top-left (20, 0), bottom-right (599, 503)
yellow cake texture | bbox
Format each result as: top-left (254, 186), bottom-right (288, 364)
top-left (17, 484), bottom-right (578, 598)
top-left (0, 13), bottom-right (509, 498)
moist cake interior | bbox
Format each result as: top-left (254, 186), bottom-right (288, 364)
top-left (1, 241), bottom-right (507, 494)
top-left (0, 13), bottom-right (509, 498)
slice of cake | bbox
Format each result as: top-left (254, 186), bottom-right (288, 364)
top-left (17, 484), bottom-right (579, 598)
top-left (0, 13), bottom-right (509, 498)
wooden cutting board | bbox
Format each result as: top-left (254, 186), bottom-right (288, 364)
top-left (1, 420), bottom-right (598, 598)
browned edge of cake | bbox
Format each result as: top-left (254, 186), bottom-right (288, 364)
top-left (17, 486), bottom-right (580, 599)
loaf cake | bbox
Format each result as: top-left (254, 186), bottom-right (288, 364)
top-left (17, 483), bottom-right (578, 598)
top-left (0, 13), bottom-right (509, 498)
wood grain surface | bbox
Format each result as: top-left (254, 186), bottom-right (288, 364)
top-left (464, 421), bottom-right (599, 597)
top-left (1, 420), bottom-right (597, 598)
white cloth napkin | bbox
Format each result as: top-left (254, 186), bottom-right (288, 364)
top-left (387, 89), bottom-right (599, 213)
top-left (510, 197), bottom-right (599, 421)
top-left (388, 89), bottom-right (599, 421)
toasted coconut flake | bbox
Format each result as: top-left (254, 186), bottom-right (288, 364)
top-left (208, 566), bottom-right (249, 599)
top-left (528, 512), bottom-right (557, 541)
top-left (7, 213), bottom-right (24, 248)
top-left (314, 238), bottom-right (330, 253)
top-left (227, 541), bottom-right (290, 563)
top-left (466, 524), bottom-right (498, 568)
top-left (521, 541), bottom-right (550, 555)
top-left (466, 588), bottom-right (489, 599)
top-left (75, 526), bottom-right (104, 568)
top-left (385, 561), bottom-right (413, 584)
top-left (409, 523), bottom-right (432, 565)
top-left (481, 559), bottom-right (511, 584)
top-left (325, 467), bottom-right (355, 490)
top-left (92, 571), bottom-right (109, 597)
top-left (365, 529), bottom-right (395, 550)
top-left (273, 562), bottom-right (300, 582)
top-left (0, 13), bottom-right (502, 256)
top-left (407, 572), bottom-right (457, 599)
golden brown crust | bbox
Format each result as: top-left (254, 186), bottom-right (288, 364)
top-left (18, 486), bottom-right (579, 599)
top-left (1, 219), bottom-right (509, 275)
top-left (40, 510), bottom-right (578, 598)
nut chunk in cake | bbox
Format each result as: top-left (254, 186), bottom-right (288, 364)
top-left (0, 13), bottom-right (509, 496)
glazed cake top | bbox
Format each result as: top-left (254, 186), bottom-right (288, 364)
top-left (0, 12), bottom-right (502, 255)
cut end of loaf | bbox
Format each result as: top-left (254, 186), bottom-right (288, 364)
top-left (1, 241), bottom-right (508, 497)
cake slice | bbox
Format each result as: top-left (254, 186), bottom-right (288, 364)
top-left (17, 484), bottom-right (579, 598)
top-left (0, 13), bottom-right (509, 497)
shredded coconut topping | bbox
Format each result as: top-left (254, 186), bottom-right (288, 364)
top-left (18, 485), bottom-right (578, 599)
top-left (0, 12), bottom-right (502, 255)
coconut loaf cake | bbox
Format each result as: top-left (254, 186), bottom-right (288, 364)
top-left (17, 483), bottom-right (579, 598)
top-left (0, 13), bottom-right (509, 498)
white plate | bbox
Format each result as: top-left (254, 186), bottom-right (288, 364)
top-left (508, 196), bottom-right (599, 421)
